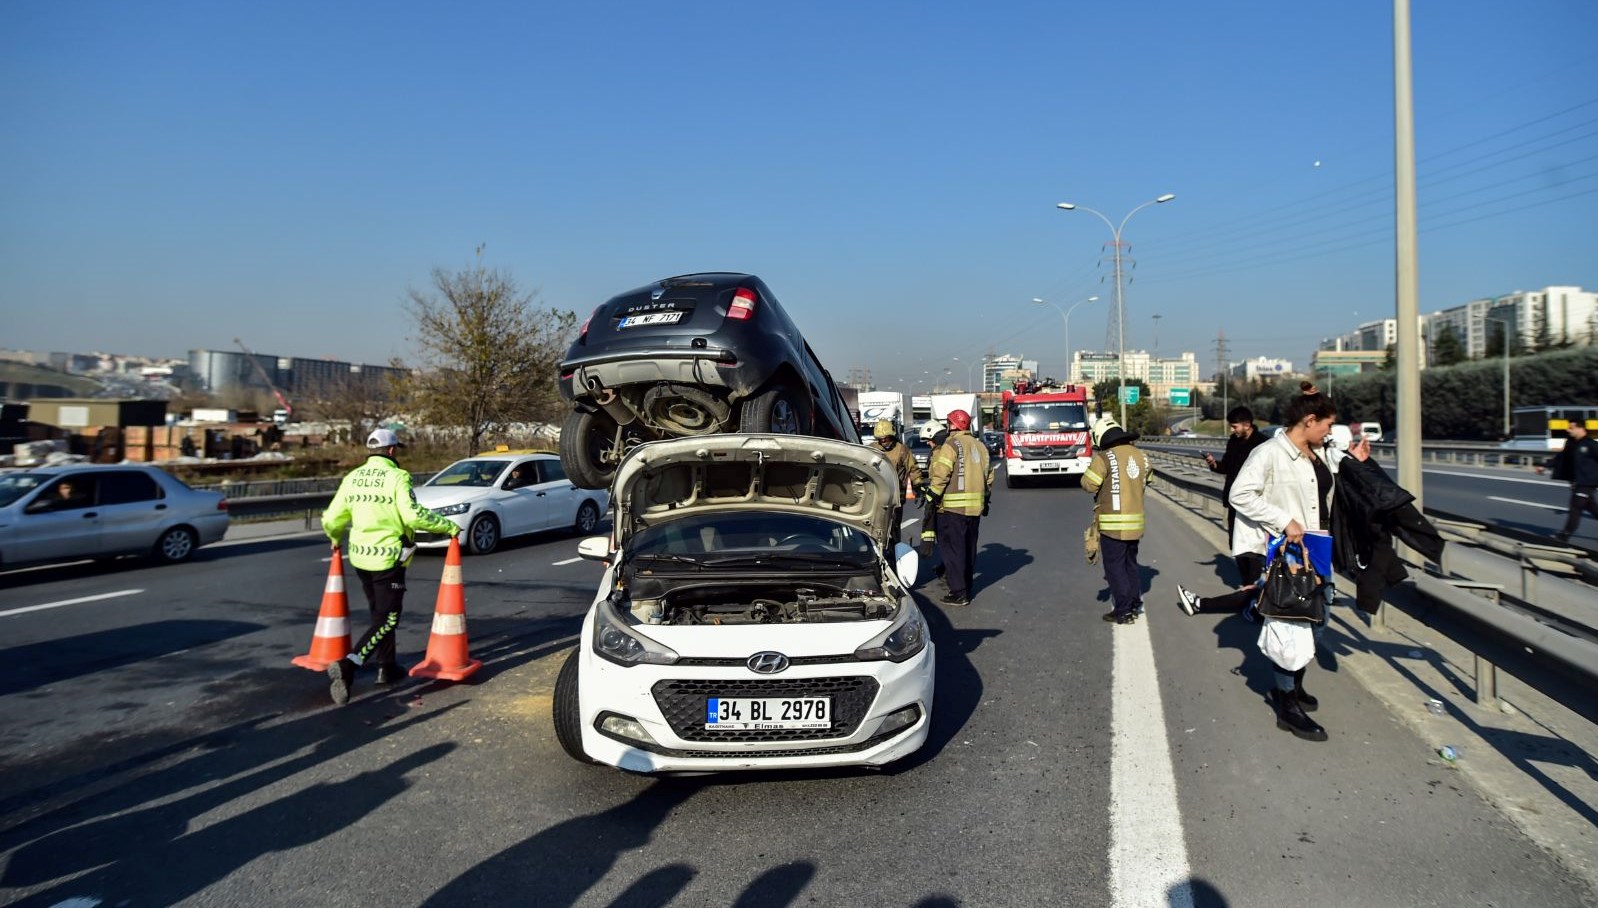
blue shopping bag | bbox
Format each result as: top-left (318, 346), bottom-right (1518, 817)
top-left (1265, 531), bottom-right (1332, 578)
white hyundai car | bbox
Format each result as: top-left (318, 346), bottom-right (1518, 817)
top-left (553, 434), bottom-right (934, 773)
top-left (412, 452), bottom-right (608, 555)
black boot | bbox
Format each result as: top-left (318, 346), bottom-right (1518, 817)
top-left (1272, 689), bottom-right (1327, 742)
top-left (376, 663), bottom-right (407, 685)
top-left (1293, 668), bottom-right (1318, 712)
top-left (327, 658), bottom-right (355, 706)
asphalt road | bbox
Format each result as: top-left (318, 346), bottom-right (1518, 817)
top-left (0, 480), bottom-right (1592, 906)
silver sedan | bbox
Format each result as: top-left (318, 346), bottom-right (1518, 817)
top-left (0, 464), bottom-right (229, 570)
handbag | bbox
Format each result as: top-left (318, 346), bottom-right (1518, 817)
top-left (1255, 540), bottom-right (1326, 623)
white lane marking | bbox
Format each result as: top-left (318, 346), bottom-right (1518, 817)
top-left (1111, 617), bottom-right (1193, 908)
top-left (1, 589), bottom-right (143, 618)
top-left (1487, 495), bottom-right (1566, 513)
top-left (900, 518), bottom-right (919, 528)
top-left (552, 557), bottom-right (581, 566)
top-left (1423, 468), bottom-right (1562, 487)
top-left (212, 530), bottom-right (326, 549)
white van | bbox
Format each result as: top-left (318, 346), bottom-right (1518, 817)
top-left (1356, 422), bottom-right (1383, 442)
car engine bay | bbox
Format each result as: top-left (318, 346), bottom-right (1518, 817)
top-left (622, 580), bottom-right (901, 626)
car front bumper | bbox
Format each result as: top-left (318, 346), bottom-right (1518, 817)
top-left (576, 642), bottom-right (936, 773)
top-left (414, 514), bottom-right (470, 548)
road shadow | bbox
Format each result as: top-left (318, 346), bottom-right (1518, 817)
top-left (421, 779), bottom-right (700, 907)
top-left (1181, 876), bottom-right (1231, 907)
top-left (0, 619), bottom-right (265, 696)
top-left (973, 541), bottom-right (1032, 593)
top-left (1, 699), bottom-right (462, 904)
top-left (888, 591), bottom-right (1000, 772)
top-left (1334, 604), bottom-right (1598, 829)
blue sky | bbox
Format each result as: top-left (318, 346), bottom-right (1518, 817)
top-left (4, 1), bottom-right (1595, 391)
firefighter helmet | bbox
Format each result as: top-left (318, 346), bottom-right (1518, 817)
top-left (1089, 415), bottom-right (1120, 446)
top-left (946, 410), bottom-right (972, 431)
top-left (873, 419), bottom-right (894, 439)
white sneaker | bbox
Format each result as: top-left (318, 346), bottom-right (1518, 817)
top-left (1177, 585), bottom-right (1200, 616)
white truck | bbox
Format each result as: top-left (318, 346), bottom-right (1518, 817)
top-left (920, 393), bottom-right (980, 439)
top-left (857, 391), bottom-right (908, 437)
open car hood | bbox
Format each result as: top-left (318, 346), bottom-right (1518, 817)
top-left (611, 434), bottom-right (899, 549)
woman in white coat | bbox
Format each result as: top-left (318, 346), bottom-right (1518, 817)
top-left (1228, 383), bottom-right (1370, 741)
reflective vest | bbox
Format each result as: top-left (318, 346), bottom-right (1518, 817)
top-left (875, 438), bottom-right (924, 490)
top-left (930, 430), bottom-right (992, 517)
top-left (323, 455), bottom-right (458, 571)
top-left (1082, 443), bottom-right (1151, 540)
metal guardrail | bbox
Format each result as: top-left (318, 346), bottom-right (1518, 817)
top-left (196, 472), bottom-right (437, 498)
top-left (1145, 449), bottom-right (1598, 722)
top-left (1149, 435), bottom-right (1551, 470)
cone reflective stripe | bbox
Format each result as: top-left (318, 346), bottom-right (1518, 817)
top-left (905, 478), bottom-right (915, 501)
top-left (410, 537), bottom-right (482, 682)
top-left (293, 549), bottom-right (352, 671)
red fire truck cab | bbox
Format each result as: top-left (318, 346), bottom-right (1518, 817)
top-left (1000, 381), bottom-right (1093, 486)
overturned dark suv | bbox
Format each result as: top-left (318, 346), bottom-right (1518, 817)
top-left (557, 273), bottom-right (860, 489)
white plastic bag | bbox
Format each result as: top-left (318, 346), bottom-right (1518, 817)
top-left (1257, 616), bottom-right (1315, 671)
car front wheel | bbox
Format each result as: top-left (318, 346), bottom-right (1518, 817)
top-left (467, 514), bottom-right (500, 555)
top-left (153, 526), bottom-right (198, 564)
top-left (740, 382), bottom-right (812, 435)
top-left (553, 649), bottom-right (597, 764)
top-left (573, 500), bottom-right (601, 535)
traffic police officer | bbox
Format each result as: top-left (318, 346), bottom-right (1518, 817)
top-left (871, 419), bottom-right (923, 544)
top-left (322, 428), bottom-right (460, 705)
top-left (1082, 416), bottom-right (1152, 624)
top-left (926, 409), bottom-right (992, 606)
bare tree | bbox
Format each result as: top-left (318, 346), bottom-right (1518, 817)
top-left (397, 247), bottom-right (578, 454)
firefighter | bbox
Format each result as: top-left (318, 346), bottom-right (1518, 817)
top-left (321, 428), bottom-right (460, 705)
top-left (871, 419), bottom-right (923, 545)
top-left (1082, 416), bottom-right (1152, 624)
top-left (926, 409), bottom-right (993, 606)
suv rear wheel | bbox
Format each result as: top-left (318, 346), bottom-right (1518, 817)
top-left (740, 383), bottom-right (811, 435)
top-left (562, 409), bottom-right (645, 490)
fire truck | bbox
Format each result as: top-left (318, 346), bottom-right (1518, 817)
top-left (1000, 380), bottom-right (1093, 487)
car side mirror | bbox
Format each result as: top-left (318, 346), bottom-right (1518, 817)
top-left (893, 541), bottom-right (920, 584)
top-left (24, 498), bottom-right (53, 515)
top-left (577, 536), bottom-right (611, 562)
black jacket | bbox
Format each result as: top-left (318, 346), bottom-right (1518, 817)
top-left (1548, 435), bottom-right (1598, 488)
top-left (1331, 456), bottom-right (1445, 613)
top-left (1210, 429), bottom-right (1269, 507)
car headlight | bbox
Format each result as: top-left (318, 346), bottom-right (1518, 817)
top-left (592, 599), bottom-right (680, 667)
top-left (433, 502), bottom-right (471, 516)
top-left (854, 602), bottom-right (927, 663)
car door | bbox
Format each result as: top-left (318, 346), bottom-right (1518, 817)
top-left (494, 460), bottom-right (542, 537)
top-left (532, 460), bottom-right (578, 531)
top-left (97, 470), bottom-right (169, 554)
top-left (13, 475), bottom-right (102, 563)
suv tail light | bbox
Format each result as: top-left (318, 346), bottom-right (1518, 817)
top-left (727, 288), bottom-right (757, 321)
top-left (578, 306), bottom-right (600, 341)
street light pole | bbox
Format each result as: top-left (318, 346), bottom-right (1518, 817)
top-left (1485, 315), bottom-right (1512, 438)
top-left (1058, 194), bottom-right (1176, 425)
top-left (1033, 296), bottom-right (1098, 383)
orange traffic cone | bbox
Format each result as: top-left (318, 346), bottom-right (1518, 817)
top-left (410, 537), bottom-right (482, 682)
top-left (905, 477), bottom-right (916, 501)
top-left (293, 549), bottom-right (351, 671)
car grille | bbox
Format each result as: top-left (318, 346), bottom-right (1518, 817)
top-left (1019, 445), bottom-right (1079, 461)
top-left (651, 676), bottom-right (879, 743)
top-left (416, 531), bottom-right (452, 543)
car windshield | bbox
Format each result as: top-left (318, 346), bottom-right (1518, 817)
top-left (0, 473), bottom-right (48, 508)
top-left (630, 512), bottom-right (872, 570)
top-left (426, 460), bottom-right (508, 488)
top-left (1007, 401), bottom-right (1088, 431)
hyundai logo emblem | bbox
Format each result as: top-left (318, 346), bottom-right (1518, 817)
top-left (747, 651), bottom-right (790, 674)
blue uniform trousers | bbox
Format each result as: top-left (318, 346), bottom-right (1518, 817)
top-left (1101, 536), bottom-right (1143, 617)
